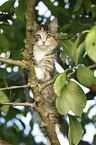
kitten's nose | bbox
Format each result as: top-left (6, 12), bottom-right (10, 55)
top-left (42, 41), bottom-right (46, 45)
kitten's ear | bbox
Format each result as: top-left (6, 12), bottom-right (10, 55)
top-left (34, 21), bottom-right (39, 32)
top-left (48, 18), bottom-right (58, 33)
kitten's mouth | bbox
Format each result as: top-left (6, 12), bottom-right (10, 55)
top-left (41, 44), bottom-right (48, 49)
top-left (41, 44), bottom-right (46, 46)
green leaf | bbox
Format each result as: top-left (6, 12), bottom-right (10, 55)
top-left (15, 0), bottom-right (26, 23)
top-left (62, 24), bottom-right (72, 33)
top-left (91, 5), bottom-right (96, 17)
top-left (11, 50), bottom-right (22, 60)
top-left (54, 72), bottom-right (66, 97)
top-left (59, 39), bottom-right (73, 55)
top-left (73, 0), bottom-right (83, 12)
top-left (58, 33), bottom-right (69, 39)
top-left (0, 34), bottom-right (10, 50)
top-left (61, 51), bottom-right (67, 64)
top-left (56, 90), bottom-right (70, 115)
top-left (68, 115), bottom-right (83, 145)
top-left (0, 24), bottom-right (24, 43)
top-left (0, 91), bottom-right (10, 114)
top-left (56, 81), bottom-right (87, 116)
top-left (0, 0), bottom-right (15, 12)
top-left (71, 44), bottom-right (78, 64)
top-left (0, 68), bottom-right (6, 79)
top-left (84, 0), bottom-right (91, 13)
top-left (85, 25), bottom-right (96, 63)
top-left (70, 35), bottom-right (81, 64)
top-left (71, 31), bottom-right (88, 64)
top-left (77, 41), bottom-right (85, 59)
top-left (77, 65), bottom-right (94, 87)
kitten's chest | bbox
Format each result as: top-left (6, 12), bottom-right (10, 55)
top-left (33, 45), bottom-right (48, 63)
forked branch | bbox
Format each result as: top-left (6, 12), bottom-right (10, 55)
top-left (0, 57), bottom-right (28, 69)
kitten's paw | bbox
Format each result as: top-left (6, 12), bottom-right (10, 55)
top-left (35, 67), bottom-right (44, 80)
top-left (35, 67), bottom-right (51, 81)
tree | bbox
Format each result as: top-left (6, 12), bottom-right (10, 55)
top-left (0, 0), bottom-right (96, 145)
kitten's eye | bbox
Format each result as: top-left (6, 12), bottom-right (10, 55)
top-left (46, 34), bottom-right (52, 39)
top-left (35, 34), bottom-right (41, 39)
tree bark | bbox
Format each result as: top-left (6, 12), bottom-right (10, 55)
top-left (0, 138), bottom-right (11, 145)
top-left (24, 0), bottom-right (60, 144)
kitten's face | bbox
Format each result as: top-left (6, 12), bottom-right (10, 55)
top-left (34, 28), bottom-right (57, 49)
top-left (34, 18), bottom-right (58, 50)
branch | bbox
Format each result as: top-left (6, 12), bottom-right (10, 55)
top-left (39, 79), bottom-right (54, 91)
top-left (0, 57), bottom-right (28, 69)
top-left (0, 138), bottom-right (11, 145)
top-left (89, 84), bottom-right (96, 93)
top-left (25, 0), bottom-right (60, 144)
top-left (0, 9), bottom-right (15, 20)
top-left (66, 64), bottom-right (96, 78)
top-left (0, 102), bottom-right (35, 108)
top-left (25, 0), bottom-right (40, 99)
top-left (79, 140), bottom-right (90, 145)
top-left (67, 71), bottom-right (76, 78)
top-left (39, 64), bottom-right (96, 92)
top-left (0, 84), bottom-right (28, 91)
top-left (88, 64), bottom-right (96, 69)
top-left (39, 63), bottom-right (96, 92)
top-left (86, 91), bottom-right (96, 100)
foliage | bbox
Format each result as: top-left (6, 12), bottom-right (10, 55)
top-left (0, 91), bottom-right (10, 114)
top-left (56, 80), bottom-right (87, 116)
top-left (0, 0), bottom-right (96, 145)
top-left (68, 115), bottom-right (82, 145)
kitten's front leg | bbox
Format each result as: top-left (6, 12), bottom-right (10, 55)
top-left (35, 67), bottom-right (44, 80)
top-left (34, 66), bottom-right (51, 81)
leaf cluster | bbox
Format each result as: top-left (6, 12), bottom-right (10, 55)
top-left (0, 0), bottom-right (96, 145)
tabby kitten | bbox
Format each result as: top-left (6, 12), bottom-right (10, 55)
top-left (33, 19), bottom-right (68, 137)
top-left (33, 18), bottom-right (58, 82)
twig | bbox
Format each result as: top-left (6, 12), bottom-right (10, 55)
top-left (88, 64), bottom-right (96, 69)
top-left (0, 57), bottom-right (28, 69)
top-left (67, 71), bottom-right (75, 78)
top-left (67, 64), bottom-right (96, 78)
top-left (0, 9), bottom-right (15, 20)
top-left (0, 64), bottom-right (95, 92)
top-left (0, 102), bottom-right (35, 108)
top-left (39, 79), bottom-right (54, 91)
top-left (0, 138), bottom-right (11, 145)
top-left (38, 63), bottom-right (96, 92)
top-left (0, 84), bottom-right (29, 91)
top-left (86, 91), bottom-right (96, 100)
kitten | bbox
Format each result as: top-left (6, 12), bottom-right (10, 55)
top-left (33, 18), bottom-right (58, 82)
top-left (33, 19), bottom-right (68, 138)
